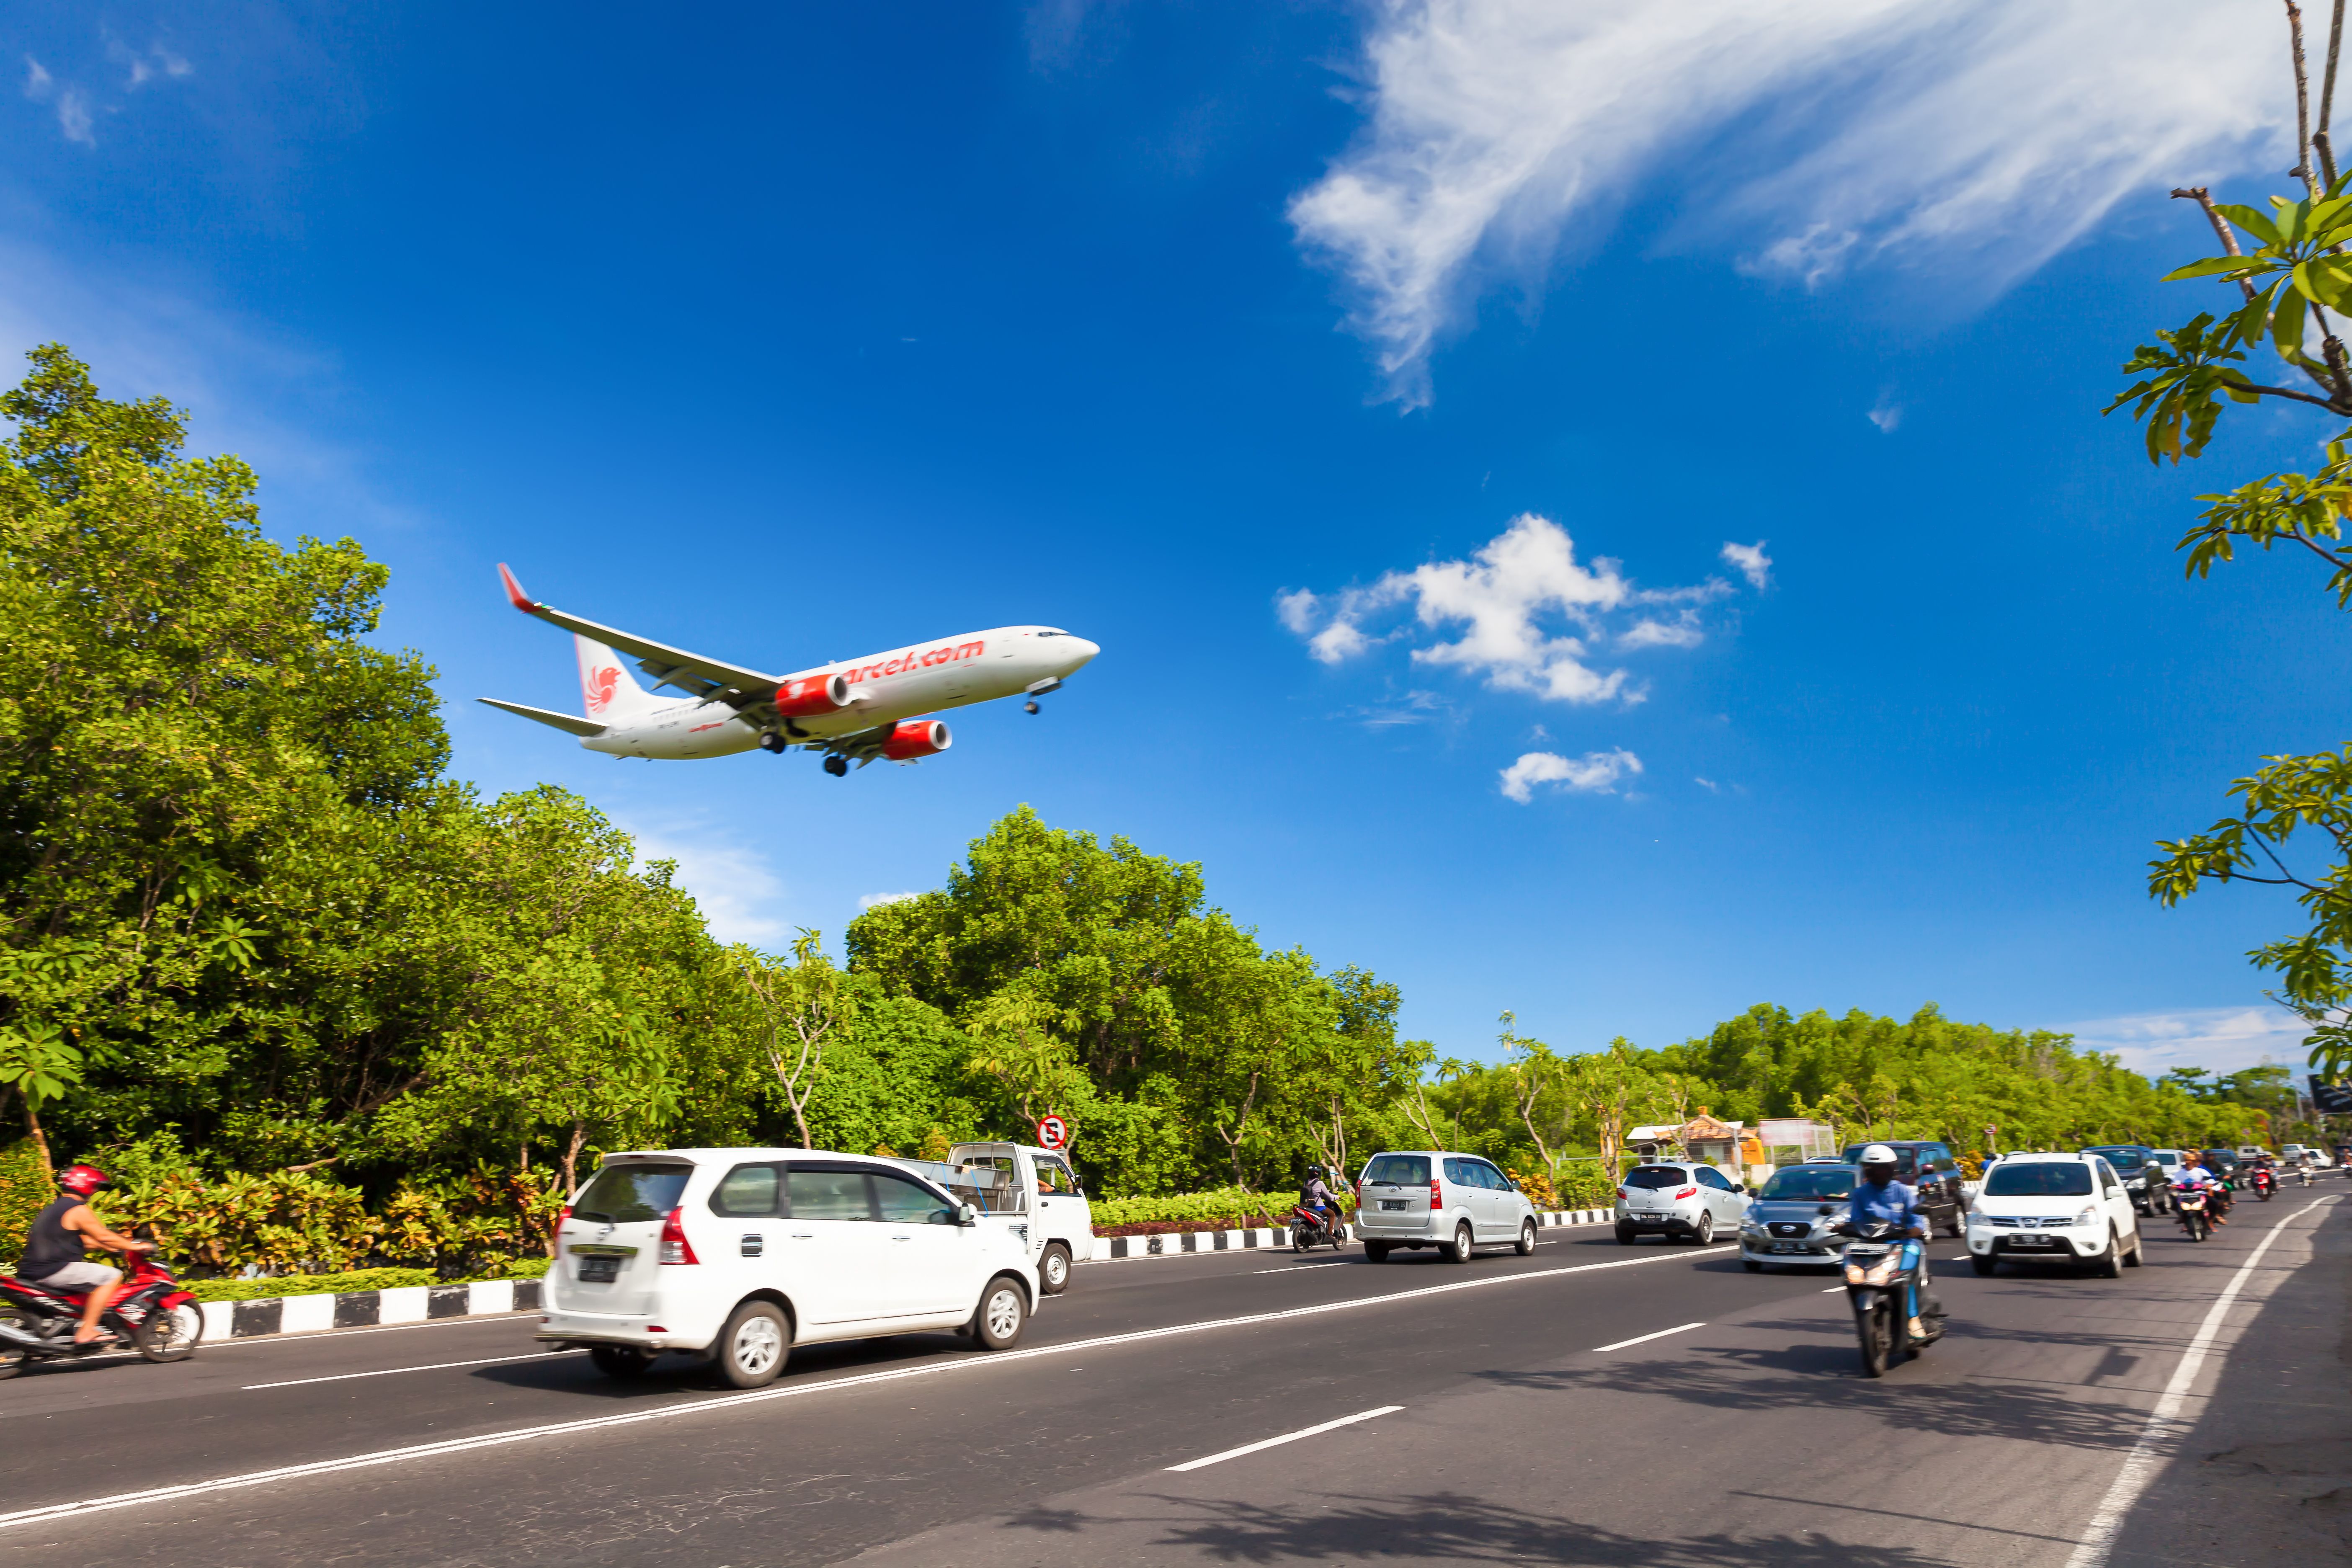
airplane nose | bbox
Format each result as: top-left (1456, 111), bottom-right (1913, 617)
top-left (1064, 637), bottom-right (1100, 668)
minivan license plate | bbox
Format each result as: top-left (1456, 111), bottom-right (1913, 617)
top-left (578, 1256), bottom-right (621, 1282)
top-left (1380, 1200), bottom-right (1406, 1210)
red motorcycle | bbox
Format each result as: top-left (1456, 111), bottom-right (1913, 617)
top-left (1287, 1202), bottom-right (1347, 1253)
top-left (2250, 1166), bottom-right (2277, 1202)
top-left (0, 1251), bottom-right (204, 1377)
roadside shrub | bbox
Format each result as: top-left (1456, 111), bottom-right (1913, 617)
top-left (0, 1138), bottom-right (52, 1267)
top-left (374, 1163), bottom-right (563, 1274)
top-left (1089, 1185), bottom-right (1312, 1230)
top-left (1506, 1167), bottom-right (1560, 1210)
top-left (1556, 1164), bottom-right (1620, 1210)
top-left (99, 1168), bottom-right (379, 1276)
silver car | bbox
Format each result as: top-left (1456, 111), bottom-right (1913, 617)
top-left (1736, 1162), bottom-right (1858, 1269)
top-left (1613, 1161), bottom-right (1751, 1246)
top-left (1353, 1151), bottom-right (1539, 1263)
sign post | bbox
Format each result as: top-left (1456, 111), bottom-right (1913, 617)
top-left (1034, 1114), bottom-right (1069, 1151)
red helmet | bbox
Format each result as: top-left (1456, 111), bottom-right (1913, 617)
top-left (55, 1164), bottom-right (110, 1198)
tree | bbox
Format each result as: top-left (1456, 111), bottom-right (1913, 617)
top-left (735, 932), bottom-right (854, 1150)
top-left (1498, 1012), bottom-right (1567, 1192)
top-left (2109, 9), bottom-right (2352, 1087)
top-left (0, 1023), bottom-right (81, 1178)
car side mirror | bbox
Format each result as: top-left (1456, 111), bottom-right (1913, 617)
top-left (1733, 1183), bottom-right (1746, 1194)
top-left (957, 1202), bottom-right (980, 1228)
top-left (1816, 1203), bottom-right (1833, 1216)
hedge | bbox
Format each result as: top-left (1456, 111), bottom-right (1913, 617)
top-left (182, 1257), bottom-right (551, 1303)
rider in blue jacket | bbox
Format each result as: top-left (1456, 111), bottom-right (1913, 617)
top-left (1846, 1144), bottom-right (1931, 1342)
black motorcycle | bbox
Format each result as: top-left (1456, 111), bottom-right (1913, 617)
top-left (1839, 1220), bottom-right (1942, 1378)
top-left (2172, 1185), bottom-right (2210, 1242)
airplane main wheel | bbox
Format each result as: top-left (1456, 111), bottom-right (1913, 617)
top-left (823, 756), bottom-right (848, 777)
top-left (1024, 701), bottom-right (1040, 714)
top-left (757, 732), bottom-right (786, 753)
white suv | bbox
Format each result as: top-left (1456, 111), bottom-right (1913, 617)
top-left (1965, 1152), bottom-right (2143, 1276)
top-left (539, 1149), bottom-right (1038, 1387)
top-left (1352, 1151), bottom-right (1539, 1263)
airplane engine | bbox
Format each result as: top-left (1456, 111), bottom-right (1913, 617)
top-left (774, 672), bottom-right (853, 717)
top-left (882, 719), bottom-right (952, 760)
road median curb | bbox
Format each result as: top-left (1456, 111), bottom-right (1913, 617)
top-left (1091, 1208), bottom-right (1612, 1261)
top-left (199, 1278), bottom-right (542, 1342)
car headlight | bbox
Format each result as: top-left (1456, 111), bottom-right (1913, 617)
top-left (1844, 1258), bottom-right (1899, 1287)
top-left (1740, 1222), bottom-right (1764, 1236)
top-left (2072, 1206), bottom-right (2100, 1228)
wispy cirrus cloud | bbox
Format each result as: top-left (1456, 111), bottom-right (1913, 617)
top-left (1290, 1), bottom-right (2287, 405)
top-left (1279, 513), bottom-right (1757, 704)
top-left (1499, 747), bottom-right (1641, 804)
top-left (2059, 1005), bottom-right (2313, 1081)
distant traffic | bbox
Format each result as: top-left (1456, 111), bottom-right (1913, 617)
top-left (480, 565), bottom-right (1099, 776)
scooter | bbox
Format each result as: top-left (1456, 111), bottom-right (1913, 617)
top-left (1287, 1202), bottom-right (1347, 1253)
top-left (0, 1250), bottom-right (204, 1377)
top-left (2250, 1167), bottom-right (2276, 1202)
top-left (2172, 1185), bottom-right (2210, 1242)
top-left (1839, 1220), bottom-right (1942, 1378)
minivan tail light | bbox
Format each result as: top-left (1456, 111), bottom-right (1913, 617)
top-left (1674, 1187), bottom-right (1697, 1200)
top-left (658, 1207), bottom-right (699, 1265)
top-left (557, 1204), bottom-right (572, 1231)
top-left (1430, 1176), bottom-right (1442, 1212)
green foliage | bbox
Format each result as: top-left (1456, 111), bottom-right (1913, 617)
top-left (1089, 1186), bottom-right (1304, 1230)
top-left (0, 1136), bottom-right (51, 1266)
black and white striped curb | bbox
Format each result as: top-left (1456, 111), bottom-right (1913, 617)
top-left (197, 1277), bottom-right (542, 1341)
top-left (1091, 1207), bottom-right (1613, 1261)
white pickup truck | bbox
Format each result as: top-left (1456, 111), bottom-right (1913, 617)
top-left (894, 1142), bottom-right (1097, 1295)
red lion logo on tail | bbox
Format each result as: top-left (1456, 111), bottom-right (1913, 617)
top-left (585, 665), bottom-right (620, 713)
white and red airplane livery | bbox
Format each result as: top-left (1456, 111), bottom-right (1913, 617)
top-left (479, 565), bottom-right (1100, 776)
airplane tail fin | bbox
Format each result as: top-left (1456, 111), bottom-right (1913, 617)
top-left (575, 635), bottom-right (667, 719)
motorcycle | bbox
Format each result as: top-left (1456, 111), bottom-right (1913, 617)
top-left (2299, 1163), bottom-right (2316, 1188)
top-left (2172, 1185), bottom-right (2210, 1242)
top-left (1287, 1202), bottom-right (1347, 1253)
top-left (2250, 1167), bottom-right (2276, 1202)
top-left (0, 1249), bottom-right (204, 1377)
top-left (1839, 1220), bottom-right (1942, 1378)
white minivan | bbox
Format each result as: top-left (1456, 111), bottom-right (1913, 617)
top-left (1965, 1152), bottom-right (2143, 1277)
top-left (539, 1149), bottom-right (1038, 1387)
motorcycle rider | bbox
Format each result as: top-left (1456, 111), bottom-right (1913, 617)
top-left (13, 1165), bottom-right (151, 1348)
top-left (1299, 1166), bottom-right (1345, 1243)
top-left (2250, 1155), bottom-right (2278, 1198)
top-left (2139, 1153), bottom-right (2171, 1216)
top-left (1842, 1144), bottom-right (1933, 1343)
top-left (2172, 1153), bottom-right (2225, 1226)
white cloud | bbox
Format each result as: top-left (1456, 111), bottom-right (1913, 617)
top-left (54, 90), bottom-right (92, 147)
top-left (112, 41), bottom-right (193, 90)
top-left (1284, 513), bottom-right (1751, 701)
top-left (1866, 399), bottom-right (1902, 434)
top-left (1291, 1), bottom-right (2287, 405)
top-left (1694, 776), bottom-right (1720, 793)
top-left (1719, 540), bottom-right (1770, 590)
top-left (2058, 1005), bottom-right (2313, 1081)
top-left (1500, 747), bottom-right (1641, 803)
top-left (857, 890), bottom-right (924, 910)
top-left (23, 57), bottom-right (51, 98)
top-left (625, 825), bottom-right (793, 948)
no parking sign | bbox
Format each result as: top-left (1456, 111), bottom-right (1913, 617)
top-left (1034, 1114), bottom-right (1069, 1151)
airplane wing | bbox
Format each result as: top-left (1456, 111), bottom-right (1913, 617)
top-left (498, 564), bottom-right (783, 704)
top-left (476, 697), bottom-right (608, 738)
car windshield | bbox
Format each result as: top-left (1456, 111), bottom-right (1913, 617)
top-left (571, 1163), bottom-right (692, 1224)
top-left (1982, 1163), bottom-right (2094, 1197)
top-left (1362, 1155), bottom-right (1429, 1186)
top-left (1622, 1167), bottom-right (1689, 1189)
top-left (1757, 1166), bottom-right (1856, 1199)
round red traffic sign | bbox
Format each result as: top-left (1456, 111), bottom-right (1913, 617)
top-left (1034, 1114), bottom-right (1069, 1151)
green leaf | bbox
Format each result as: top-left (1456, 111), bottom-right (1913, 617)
top-left (2217, 203), bottom-right (2284, 247)
top-left (2275, 286), bottom-right (2311, 358)
top-left (2164, 255), bottom-right (2262, 282)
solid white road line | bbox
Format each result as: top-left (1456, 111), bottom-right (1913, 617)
top-left (203, 1313), bottom-right (541, 1349)
top-left (0, 1244), bottom-right (1703, 1531)
top-left (1166, 1406), bottom-right (1403, 1472)
top-left (1593, 1322), bottom-right (1704, 1353)
top-left (243, 1351), bottom-right (577, 1391)
top-left (2062, 1195), bottom-right (2338, 1568)
top-left (1253, 1262), bottom-right (1353, 1274)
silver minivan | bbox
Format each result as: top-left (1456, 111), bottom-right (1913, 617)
top-left (1352, 1150), bottom-right (1539, 1263)
top-left (1613, 1162), bottom-right (1750, 1246)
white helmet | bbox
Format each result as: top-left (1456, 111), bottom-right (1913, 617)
top-left (1859, 1144), bottom-right (1898, 1166)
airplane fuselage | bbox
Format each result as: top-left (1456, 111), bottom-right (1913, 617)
top-left (582, 625), bottom-right (1095, 759)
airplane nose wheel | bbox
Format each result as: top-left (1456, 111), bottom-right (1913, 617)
top-left (757, 732), bottom-right (787, 753)
top-left (1024, 701), bottom-right (1040, 715)
top-left (823, 755), bottom-right (848, 777)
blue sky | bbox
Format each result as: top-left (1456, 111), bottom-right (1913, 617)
top-left (4, 3), bottom-right (2336, 1078)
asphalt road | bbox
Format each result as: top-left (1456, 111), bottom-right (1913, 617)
top-left (0, 1189), bottom-right (2340, 1567)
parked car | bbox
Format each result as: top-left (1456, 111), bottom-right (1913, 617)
top-left (1352, 1151), bottom-right (1538, 1263)
top-left (1964, 1152), bottom-right (2143, 1277)
top-left (1838, 1140), bottom-right (1966, 1236)
top-left (1614, 1161), bottom-right (1750, 1246)
top-left (2081, 1145), bottom-right (2168, 1215)
top-left (539, 1148), bottom-right (1039, 1387)
top-left (1737, 1163), bottom-right (1857, 1271)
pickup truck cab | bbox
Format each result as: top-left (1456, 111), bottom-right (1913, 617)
top-left (540, 1148), bottom-right (1039, 1387)
top-left (894, 1142), bottom-right (1096, 1295)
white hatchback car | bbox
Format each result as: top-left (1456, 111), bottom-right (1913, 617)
top-left (1965, 1152), bottom-right (2143, 1276)
top-left (1614, 1162), bottom-right (1751, 1245)
top-left (1352, 1152), bottom-right (1540, 1262)
top-left (539, 1149), bottom-right (1039, 1387)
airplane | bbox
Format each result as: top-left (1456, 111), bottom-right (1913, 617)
top-left (478, 565), bottom-right (1099, 776)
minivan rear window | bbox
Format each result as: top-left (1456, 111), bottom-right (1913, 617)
top-left (572, 1163), bottom-right (692, 1224)
top-left (1982, 1163), bottom-right (2094, 1197)
top-left (1622, 1167), bottom-right (1689, 1189)
top-left (1362, 1155), bottom-right (1430, 1186)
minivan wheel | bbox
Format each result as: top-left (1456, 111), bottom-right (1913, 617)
top-left (2090, 1231), bottom-right (2123, 1279)
top-left (973, 1276), bottom-right (1028, 1351)
top-left (714, 1302), bottom-right (789, 1389)
top-left (1363, 1241), bottom-right (1391, 1263)
top-left (2122, 1230), bottom-right (2144, 1267)
top-left (1039, 1243), bottom-right (1072, 1296)
top-left (590, 1345), bottom-right (655, 1380)
top-left (1446, 1222), bottom-right (1474, 1264)
top-left (1515, 1219), bottom-right (1537, 1256)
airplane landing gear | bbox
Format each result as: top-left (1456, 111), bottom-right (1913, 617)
top-left (757, 732), bottom-right (787, 753)
top-left (1024, 701), bottom-right (1040, 715)
top-left (823, 755), bottom-right (848, 777)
